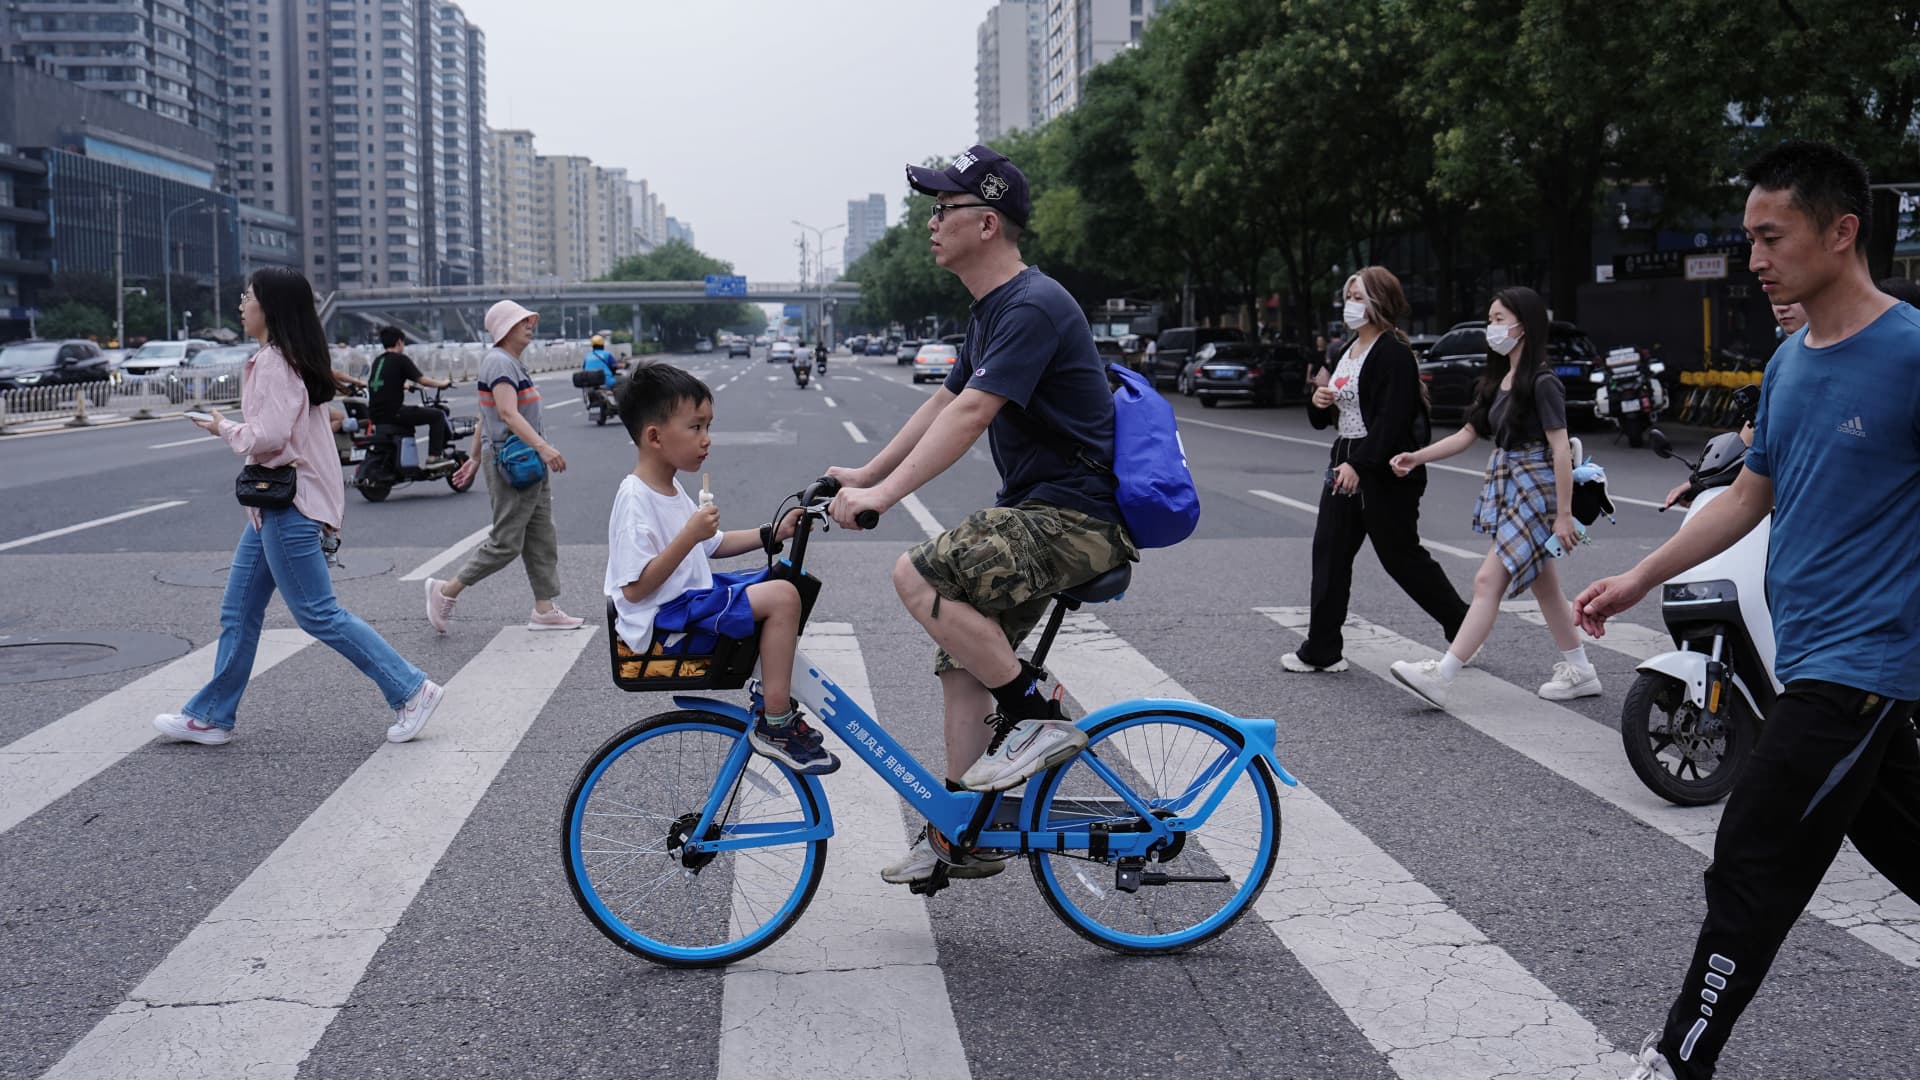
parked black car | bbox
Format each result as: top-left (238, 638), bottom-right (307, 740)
top-left (1418, 320), bottom-right (1606, 423)
top-left (0, 339), bottom-right (115, 391)
top-left (1147, 326), bottom-right (1245, 389)
top-left (1190, 342), bottom-right (1311, 407)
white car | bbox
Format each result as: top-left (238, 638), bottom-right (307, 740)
top-left (911, 343), bottom-right (958, 384)
top-left (122, 339), bottom-right (214, 377)
top-left (768, 340), bottom-right (796, 365)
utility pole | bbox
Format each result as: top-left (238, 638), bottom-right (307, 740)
top-left (113, 192), bottom-right (126, 347)
top-left (209, 204), bottom-right (220, 337)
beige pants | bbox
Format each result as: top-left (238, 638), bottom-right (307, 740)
top-left (455, 446), bottom-right (562, 601)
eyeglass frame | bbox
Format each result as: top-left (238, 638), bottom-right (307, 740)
top-left (930, 201), bottom-right (996, 223)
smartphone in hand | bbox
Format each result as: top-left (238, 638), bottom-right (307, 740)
top-left (183, 411), bottom-right (215, 424)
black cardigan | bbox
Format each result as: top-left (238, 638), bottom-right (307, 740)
top-left (1307, 334), bottom-right (1425, 470)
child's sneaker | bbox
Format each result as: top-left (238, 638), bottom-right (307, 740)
top-left (749, 707), bottom-right (840, 775)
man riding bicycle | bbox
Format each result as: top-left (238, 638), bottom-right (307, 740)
top-left (828, 145), bottom-right (1138, 885)
top-left (368, 326), bottom-right (454, 461)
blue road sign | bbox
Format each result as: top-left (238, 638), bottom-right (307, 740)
top-left (704, 274), bottom-right (747, 298)
top-left (782, 304), bottom-right (805, 319)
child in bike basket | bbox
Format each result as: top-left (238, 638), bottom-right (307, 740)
top-left (604, 363), bottom-right (837, 774)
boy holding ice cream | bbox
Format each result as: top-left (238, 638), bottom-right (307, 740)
top-left (603, 362), bottom-right (835, 773)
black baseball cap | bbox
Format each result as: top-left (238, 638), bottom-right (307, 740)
top-left (906, 145), bottom-right (1031, 228)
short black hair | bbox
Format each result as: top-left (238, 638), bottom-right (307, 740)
top-left (1742, 139), bottom-right (1872, 254)
top-left (615, 361), bottom-right (712, 445)
top-left (1881, 277), bottom-right (1920, 308)
top-left (378, 326), bottom-right (406, 350)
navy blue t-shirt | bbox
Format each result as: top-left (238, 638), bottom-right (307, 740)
top-left (943, 267), bottom-right (1121, 522)
top-left (1745, 302), bottom-right (1920, 699)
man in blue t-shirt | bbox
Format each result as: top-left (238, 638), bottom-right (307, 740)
top-left (582, 335), bottom-right (619, 388)
top-left (1578, 141), bottom-right (1920, 1080)
top-left (827, 145), bottom-right (1139, 886)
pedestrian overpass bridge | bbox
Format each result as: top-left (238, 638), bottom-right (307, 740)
top-left (318, 280), bottom-right (862, 340)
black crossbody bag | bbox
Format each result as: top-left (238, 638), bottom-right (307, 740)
top-left (235, 463), bottom-right (297, 508)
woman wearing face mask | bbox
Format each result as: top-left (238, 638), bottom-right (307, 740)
top-left (1283, 267), bottom-right (1470, 673)
top-left (1384, 286), bottom-right (1597, 707)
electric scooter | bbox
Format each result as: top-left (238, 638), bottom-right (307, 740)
top-left (1620, 386), bottom-right (1776, 805)
top-left (348, 387), bottom-right (478, 502)
top-left (792, 353), bottom-right (812, 388)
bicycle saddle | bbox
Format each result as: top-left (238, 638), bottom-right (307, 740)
top-left (1058, 564), bottom-right (1131, 605)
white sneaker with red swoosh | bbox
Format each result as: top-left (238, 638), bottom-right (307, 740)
top-left (959, 714), bottom-right (1088, 793)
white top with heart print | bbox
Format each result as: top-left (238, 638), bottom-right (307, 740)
top-left (1331, 342), bottom-right (1369, 439)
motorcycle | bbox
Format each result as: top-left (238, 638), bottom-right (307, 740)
top-left (346, 387), bottom-right (478, 503)
top-left (792, 354), bottom-right (812, 388)
top-left (815, 348), bottom-right (827, 375)
top-left (572, 369), bottom-right (618, 426)
top-left (1592, 346), bottom-right (1667, 448)
top-left (1620, 386), bottom-right (1775, 806)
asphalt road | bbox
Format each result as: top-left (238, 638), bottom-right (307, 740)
top-left (0, 347), bottom-right (1913, 1080)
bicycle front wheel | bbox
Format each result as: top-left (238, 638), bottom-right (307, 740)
top-left (562, 710), bottom-right (827, 967)
top-left (1027, 708), bottom-right (1281, 955)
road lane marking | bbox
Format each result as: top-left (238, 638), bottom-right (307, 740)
top-left (1500, 598), bottom-right (1670, 660)
top-left (1047, 613), bottom-right (1628, 1079)
top-left (1256, 606), bottom-right (1920, 969)
top-left (1247, 488), bottom-right (1482, 561)
top-left (0, 630), bottom-right (313, 836)
top-left (146, 435), bottom-right (224, 450)
top-left (39, 627), bottom-right (599, 1080)
top-left (822, 397), bottom-right (837, 408)
top-left (719, 623), bottom-right (968, 1080)
top-left (398, 523), bottom-right (494, 582)
top-left (841, 421), bottom-right (867, 444)
top-left (899, 494), bottom-right (942, 539)
top-left (546, 398), bottom-right (579, 411)
top-left (0, 500), bottom-right (190, 553)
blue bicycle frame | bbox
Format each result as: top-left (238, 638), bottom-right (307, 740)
top-left (667, 650), bottom-right (1298, 863)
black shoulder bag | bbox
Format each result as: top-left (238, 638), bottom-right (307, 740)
top-left (236, 463), bottom-right (298, 508)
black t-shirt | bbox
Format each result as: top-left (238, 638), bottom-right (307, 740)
top-left (943, 267), bottom-right (1121, 522)
top-left (1478, 368), bottom-right (1568, 449)
top-left (367, 350), bottom-right (423, 420)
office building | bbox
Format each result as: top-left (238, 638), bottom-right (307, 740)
top-left (665, 216), bottom-right (692, 247)
top-left (977, 0), bottom-right (1044, 143)
top-left (844, 193), bottom-right (886, 268)
top-left (418, 0), bottom-right (485, 285)
top-left (1, 0), bottom-right (230, 148)
top-left (1044, 0), bottom-right (1164, 120)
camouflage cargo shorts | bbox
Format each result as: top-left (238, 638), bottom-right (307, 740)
top-left (907, 501), bottom-right (1137, 676)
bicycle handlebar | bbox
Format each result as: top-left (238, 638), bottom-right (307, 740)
top-left (799, 476), bottom-right (880, 530)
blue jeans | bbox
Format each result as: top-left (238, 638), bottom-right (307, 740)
top-left (184, 509), bottom-right (425, 730)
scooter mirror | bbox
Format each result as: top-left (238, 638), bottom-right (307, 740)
top-left (1648, 429), bottom-right (1673, 458)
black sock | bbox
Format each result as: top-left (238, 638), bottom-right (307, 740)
top-left (988, 660), bottom-right (1048, 718)
top-left (944, 778), bottom-right (967, 793)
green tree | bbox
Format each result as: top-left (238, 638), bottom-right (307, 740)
top-left (600, 240), bottom-right (760, 348)
top-left (36, 301), bottom-right (113, 341)
top-left (841, 184), bottom-right (972, 334)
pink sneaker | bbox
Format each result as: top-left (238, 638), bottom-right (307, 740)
top-left (527, 605), bottom-right (585, 631)
top-left (425, 577), bottom-right (457, 634)
top-left (152, 713), bottom-right (232, 745)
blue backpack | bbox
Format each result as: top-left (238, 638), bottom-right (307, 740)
top-left (1104, 364), bottom-right (1200, 547)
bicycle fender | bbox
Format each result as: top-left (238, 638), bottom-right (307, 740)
top-left (670, 695), bottom-right (836, 834)
top-left (1079, 697), bottom-right (1299, 787)
top-left (1635, 652), bottom-right (1709, 709)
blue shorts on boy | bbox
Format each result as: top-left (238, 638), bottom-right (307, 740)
top-left (604, 474), bottom-right (765, 652)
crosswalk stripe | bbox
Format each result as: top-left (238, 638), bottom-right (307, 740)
top-left (718, 623), bottom-right (969, 1080)
top-left (39, 626), bottom-right (599, 1080)
top-left (1501, 598), bottom-right (1671, 661)
top-left (1256, 607), bottom-right (1920, 969)
top-left (0, 629), bottom-right (312, 836)
top-left (1046, 612), bottom-right (1629, 1079)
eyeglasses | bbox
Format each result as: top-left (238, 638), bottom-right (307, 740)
top-left (239, 290), bottom-right (254, 304)
top-left (931, 201), bottom-right (993, 222)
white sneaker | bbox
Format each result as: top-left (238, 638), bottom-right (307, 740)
top-left (1280, 652), bottom-right (1349, 673)
top-left (425, 578), bottom-right (457, 634)
top-left (1389, 659), bottom-right (1451, 708)
top-left (959, 716), bottom-right (1088, 792)
top-left (527, 605), bottom-right (586, 631)
top-left (152, 713), bottom-right (231, 745)
top-left (878, 826), bottom-right (1006, 884)
top-left (388, 679), bottom-right (443, 743)
top-left (1622, 1031), bottom-right (1677, 1080)
top-left (1539, 661), bottom-right (1602, 701)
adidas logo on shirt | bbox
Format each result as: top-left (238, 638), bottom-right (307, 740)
top-left (1838, 415), bottom-right (1867, 438)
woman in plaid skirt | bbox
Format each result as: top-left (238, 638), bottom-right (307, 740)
top-left (1383, 286), bottom-right (1600, 708)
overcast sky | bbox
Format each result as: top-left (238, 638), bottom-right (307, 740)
top-left (453, 0), bottom-right (1001, 284)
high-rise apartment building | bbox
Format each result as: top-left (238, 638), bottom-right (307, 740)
top-left (418, 0), bottom-right (484, 285)
top-left (1043, 0), bottom-right (1164, 121)
top-left (844, 193), bottom-right (887, 268)
top-left (531, 154), bottom-right (632, 281)
top-left (977, 0), bottom-right (1044, 143)
top-left (225, 0), bottom-right (292, 215)
top-left (485, 127), bottom-right (536, 283)
top-left (2, 1), bottom-right (231, 145)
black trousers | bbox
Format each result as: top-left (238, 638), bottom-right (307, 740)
top-left (378, 404), bottom-right (450, 457)
top-left (1297, 462), bottom-right (1469, 666)
top-left (1658, 680), bottom-right (1920, 1078)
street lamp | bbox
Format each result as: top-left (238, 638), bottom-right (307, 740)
top-left (163, 198), bottom-right (208, 340)
top-left (791, 219), bottom-right (845, 341)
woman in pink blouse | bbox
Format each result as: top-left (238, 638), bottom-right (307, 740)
top-left (151, 266), bottom-right (444, 746)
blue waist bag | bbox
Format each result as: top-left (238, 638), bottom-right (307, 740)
top-left (494, 433), bottom-right (546, 489)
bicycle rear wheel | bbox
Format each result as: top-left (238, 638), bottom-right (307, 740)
top-left (1026, 708), bottom-right (1281, 955)
top-left (562, 710), bottom-right (827, 967)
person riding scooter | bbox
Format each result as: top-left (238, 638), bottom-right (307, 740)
top-left (792, 345), bottom-right (812, 387)
top-left (814, 341), bottom-right (828, 374)
top-left (368, 326), bottom-right (454, 462)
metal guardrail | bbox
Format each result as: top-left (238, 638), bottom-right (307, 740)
top-left (0, 341), bottom-right (607, 433)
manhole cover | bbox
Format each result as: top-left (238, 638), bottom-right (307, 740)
top-left (0, 631), bottom-right (193, 684)
top-left (154, 556), bottom-right (394, 588)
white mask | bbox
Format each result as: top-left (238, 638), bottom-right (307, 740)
top-left (1342, 299), bottom-right (1368, 330)
top-left (1485, 322), bottom-right (1521, 356)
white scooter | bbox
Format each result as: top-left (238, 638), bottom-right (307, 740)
top-left (1621, 389), bottom-right (1779, 806)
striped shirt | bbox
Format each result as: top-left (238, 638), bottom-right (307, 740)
top-left (475, 346), bottom-right (542, 448)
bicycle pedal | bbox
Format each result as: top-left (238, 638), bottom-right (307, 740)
top-left (909, 864), bottom-right (951, 897)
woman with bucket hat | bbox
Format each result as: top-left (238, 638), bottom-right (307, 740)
top-left (424, 300), bottom-right (585, 633)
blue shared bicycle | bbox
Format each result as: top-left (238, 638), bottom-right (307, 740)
top-left (563, 478), bottom-right (1297, 967)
